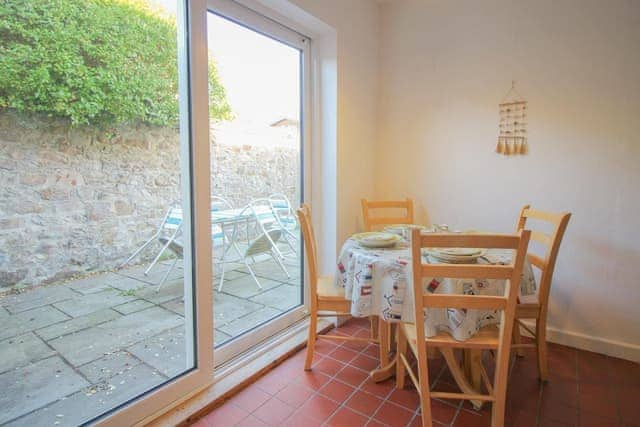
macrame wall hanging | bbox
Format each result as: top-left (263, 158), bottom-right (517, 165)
top-left (496, 81), bottom-right (528, 155)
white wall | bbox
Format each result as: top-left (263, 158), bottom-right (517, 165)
top-left (376, 0), bottom-right (640, 360)
top-left (289, 0), bottom-right (380, 246)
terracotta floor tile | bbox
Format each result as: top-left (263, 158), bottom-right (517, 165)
top-left (329, 346), bottom-right (360, 364)
top-left (314, 339), bottom-right (340, 355)
top-left (578, 412), bottom-right (620, 427)
top-left (505, 408), bottom-right (537, 427)
top-left (319, 379), bottom-right (357, 402)
top-left (275, 382), bottom-right (314, 408)
top-left (235, 414), bottom-right (268, 427)
top-left (336, 365), bottom-right (370, 387)
top-left (363, 344), bottom-right (382, 359)
top-left (387, 387), bottom-right (421, 411)
top-left (253, 371), bottom-right (291, 395)
top-left (294, 370), bottom-right (332, 391)
top-left (366, 419), bottom-right (387, 427)
top-left (430, 399), bottom-right (459, 424)
top-left (283, 409), bottom-right (324, 427)
top-left (360, 378), bottom-right (396, 398)
top-left (229, 386), bottom-right (272, 413)
top-left (538, 398), bottom-right (579, 425)
top-left (203, 403), bottom-right (248, 426)
top-left (300, 394), bottom-right (341, 421)
top-left (327, 407), bottom-right (370, 427)
top-left (315, 356), bottom-right (347, 376)
top-left (252, 397), bottom-right (295, 425)
top-left (452, 408), bottom-right (491, 427)
top-left (373, 401), bottom-right (415, 427)
top-left (345, 390), bottom-right (385, 417)
top-left (351, 353), bottom-right (381, 372)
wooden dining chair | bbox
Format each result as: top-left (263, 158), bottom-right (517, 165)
top-left (297, 204), bottom-right (384, 371)
top-left (396, 229), bottom-right (531, 427)
top-left (361, 198), bottom-right (414, 231)
top-left (512, 205), bottom-right (571, 381)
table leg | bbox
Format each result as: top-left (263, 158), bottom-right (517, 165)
top-left (441, 348), bottom-right (483, 410)
top-left (370, 319), bottom-right (396, 382)
top-left (464, 349), bottom-right (483, 392)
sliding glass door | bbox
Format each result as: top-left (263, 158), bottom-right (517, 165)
top-left (206, 0), bottom-right (310, 365)
top-left (0, 1), bottom-right (213, 425)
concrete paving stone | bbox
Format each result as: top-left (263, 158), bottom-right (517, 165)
top-left (161, 298), bottom-right (185, 316)
top-left (0, 356), bottom-right (89, 425)
top-left (237, 259), bottom-right (300, 283)
top-left (0, 285), bottom-right (77, 314)
top-left (77, 351), bottom-right (141, 384)
top-left (218, 306), bottom-right (283, 337)
top-left (249, 283), bottom-right (302, 311)
top-left (63, 273), bottom-right (126, 295)
top-left (6, 363), bottom-right (163, 427)
top-left (128, 327), bottom-right (190, 378)
top-left (214, 268), bottom-right (247, 283)
top-left (36, 309), bottom-right (121, 341)
top-left (213, 292), bottom-right (264, 327)
top-left (107, 275), bottom-right (149, 292)
top-left (117, 263), bottom-right (184, 286)
top-left (135, 279), bottom-right (185, 304)
top-left (52, 289), bottom-right (137, 318)
top-left (48, 306), bottom-right (183, 366)
top-left (0, 306), bottom-right (70, 341)
top-left (0, 333), bottom-right (55, 374)
top-left (219, 274), bottom-right (283, 299)
top-left (214, 329), bottom-right (232, 347)
top-left (213, 261), bottom-right (243, 277)
top-left (112, 299), bottom-right (154, 315)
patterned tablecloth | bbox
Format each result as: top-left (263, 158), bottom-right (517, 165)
top-left (336, 238), bottom-right (537, 341)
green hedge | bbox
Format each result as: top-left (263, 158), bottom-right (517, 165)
top-left (0, 0), bottom-right (231, 126)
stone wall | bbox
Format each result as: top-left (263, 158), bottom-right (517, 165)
top-left (0, 112), bottom-right (299, 289)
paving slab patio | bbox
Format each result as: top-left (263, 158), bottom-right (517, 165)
top-left (0, 254), bottom-right (302, 425)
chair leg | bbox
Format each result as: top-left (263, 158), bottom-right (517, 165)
top-left (369, 315), bottom-right (379, 340)
top-left (396, 325), bottom-right (407, 389)
top-left (378, 318), bottom-right (390, 367)
top-left (304, 309), bottom-right (318, 371)
top-left (417, 355), bottom-right (433, 427)
top-left (157, 257), bottom-right (178, 292)
top-left (244, 260), bottom-right (263, 289)
top-left (536, 318), bottom-right (549, 381)
top-left (512, 320), bottom-right (525, 357)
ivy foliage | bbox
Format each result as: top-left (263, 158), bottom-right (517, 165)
top-left (0, 0), bottom-right (232, 126)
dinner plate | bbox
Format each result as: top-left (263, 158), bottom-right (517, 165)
top-left (352, 232), bottom-right (402, 248)
top-left (423, 248), bottom-right (487, 263)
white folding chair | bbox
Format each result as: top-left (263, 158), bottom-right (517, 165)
top-left (217, 204), bottom-right (290, 292)
top-left (268, 193), bottom-right (299, 255)
top-left (120, 203), bottom-right (183, 274)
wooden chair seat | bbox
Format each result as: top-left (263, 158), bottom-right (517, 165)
top-left (402, 323), bottom-right (501, 351)
top-left (317, 276), bottom-right (345, 299)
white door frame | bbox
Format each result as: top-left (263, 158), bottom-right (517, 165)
top-left (98, 1), bottom-right (214, 425)
top-left (207, 0), bottom-right (312, 367)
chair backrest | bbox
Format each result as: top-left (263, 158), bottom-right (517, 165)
top-left (164, 205), bottom-right (183, 231)
top-left (269, 193), bottom-right (297, 228)
top-left (515, 205), bottom-right (571, 311)
top-left (361, 198), bottom-right (414, 231)
top-left (409, 228), bottom-right (530, 392)
top-left (297, 205), bottom-right (318, 304)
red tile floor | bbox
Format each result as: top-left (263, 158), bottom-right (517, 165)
top-left (195, 318), bottom-right (639, 426)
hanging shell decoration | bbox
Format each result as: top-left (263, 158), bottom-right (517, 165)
top-left (496, 82), bottom-right (528, 155)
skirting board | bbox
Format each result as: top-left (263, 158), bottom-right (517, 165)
top-left (520, 320), bottom-right (640, 363)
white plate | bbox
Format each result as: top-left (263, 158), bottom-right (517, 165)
top-left (424, 248), bottom-right (486, 263)
top-left (352, 232), bottom-right (402, 248)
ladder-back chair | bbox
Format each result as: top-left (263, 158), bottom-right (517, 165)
top-left (513, 205), bottom-right (571, 380)
top-left (396, 229), bottom-right (531, 427)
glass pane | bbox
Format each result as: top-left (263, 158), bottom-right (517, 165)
top-left (207, 12), bottom-right (304, 349)
top-left (0, 1), bottom-right (196, 424)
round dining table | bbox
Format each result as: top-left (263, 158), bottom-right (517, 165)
top-left (334, 232), bottom-right (537, 408)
